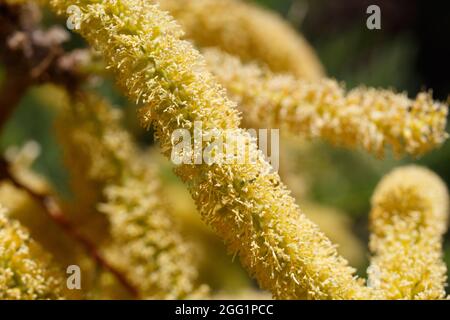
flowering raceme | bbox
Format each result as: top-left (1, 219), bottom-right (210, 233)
top-left (368, 166), bottom-right (449, 299)
top-left (2, 0), bottom-right (450, 302)
top-left (300, 202), bottom-right (366, 267)
top-left (0, 205), bottom-right (66, 299)
top-left (157, 0), bottom-right (324, 80)
top-left (0, 181), bottom-right (90, 274)
top-left (48, 0), bottom-right (377, 299)
top-left (56, 92), bottom-right (207, 299)
top-left (203, 48), bottom-right (449, 157)
top-left (0, 0), bottom-right (432, 300)
top-left (0, 142), bottom-right (90, 272)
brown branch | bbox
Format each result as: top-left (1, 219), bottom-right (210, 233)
top-left (0, 157), bottom-right (140, 299)
top-left (0, 72), bottom-right (30, 132)
top-left (0, 3), bottom-right (31, 132)
top-left (0, 2), bottom-right (88, 132)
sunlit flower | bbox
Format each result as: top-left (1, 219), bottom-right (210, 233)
top-left (48, 0), bottom-right (375, 299)
top-left (56, 92), bottom-right (207, 299)
top-left (0, 205), bottom-right (66, 300)
top-left (368, 166), bottom-right (449, 299)
top-left (158, 0), bottom-right (324, 79)
top-left (203, 48), bottom-right (448, 157)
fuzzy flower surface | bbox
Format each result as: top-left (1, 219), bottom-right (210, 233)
top-left (203, 49), bottom-right (449, 157)
top-left (0, 205), bottom-right (66, 300)
top-left (368, 166), bottom-right (449, 299)
top-left (157, 0), bottom-right (324, 79)
top-left (56, 92), bottom-right (207, 299)
top-left (47, 0), bottom-right (379, 299)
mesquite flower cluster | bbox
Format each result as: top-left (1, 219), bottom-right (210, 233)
top-left (0, 0), bottom-right (448, 299)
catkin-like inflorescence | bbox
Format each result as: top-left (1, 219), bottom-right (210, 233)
top-left (368, 166), bottom-right (449, 299)
top-left (99, 170), bottom-right (207, 299)
top-left (203, 49), bottom-right (449, 157)
top-left (48, 0), bottom-right (376, 299)
top-left (157, 0), bottom-right (324, 79)
top-left (56, 93), bottom-right (206, 299)
top-left (301, 202), bottom-right (365, 267)
top-left (0, 205), bottom-right (66, 300)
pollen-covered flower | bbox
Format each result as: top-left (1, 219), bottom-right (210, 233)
top-left (0, 205), bottom-right (66, 300)
top-left (56, 92), bottom-right (207, 299)
top-left (48, 0), bottom-right (376, 299)
top-left (98, 168), bottom-right (207, 299)
top-left (0, 180), bottom-right (90, 274)
top-left (368, 166), bottom-right (449, 299)
top-left (301, 202), bottom-right (365, 267)
top-left (203, 48), bottom-right (448, 157)
top-left (157, 0), bottom-right (324, 80)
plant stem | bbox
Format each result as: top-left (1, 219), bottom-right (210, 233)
top-left (0, 72), bottom-right (30, 133)
top-left (0, 157), bottom-right (140, 299)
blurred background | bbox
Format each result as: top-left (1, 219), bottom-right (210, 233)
top-left (1, 0), bottom-right (449, 294)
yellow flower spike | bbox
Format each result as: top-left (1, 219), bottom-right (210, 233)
top-left (368, 166), bottom-right (449, 299)
top-left (0, 205), bottom-right (66, 300)
top-left (301, 202), bottom-right (365, 268)
top-left (99, 171), bottom-right (208, 299)
top-left (203, 48), bottom-right (448, 157)
top-left (56, 92), bottom-right (207, 299)
top-left (47, 0), bottom-right (376, 299)
top-left (0, 181), bottom-right (91, 278)
top-left (157, 0), bottom-right (324, 80)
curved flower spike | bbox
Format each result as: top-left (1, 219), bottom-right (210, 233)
top-left (368, 166), bottom-right (449, 299)
top-left (56, 92), bottom-right (207, 299)
top-left (0, 205), bottom-right (66, 299)
top-left (158, 0), bottom-right (324, 79)
top-left (48, 0), bottom-right (376, 299)
top-left (203, 48), bottom-right (448, 157)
